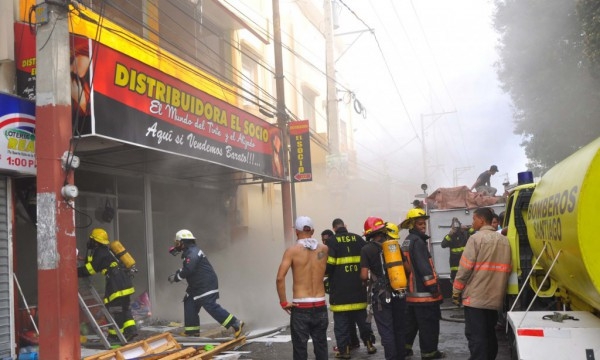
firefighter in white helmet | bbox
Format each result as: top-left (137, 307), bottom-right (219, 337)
top-left (168, 229), bottom-right (244, 338)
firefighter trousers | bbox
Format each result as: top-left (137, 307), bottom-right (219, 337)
top-left (106, 296), bottom-right (137, 337)
top-left (333, 309), bottom-right (374, 351)
top-left (183, 292), bottom-right (238, 334)
top-left (405, 303), bottom-right (441, 356)
top-left (373, 296), bottom-right (406, 360)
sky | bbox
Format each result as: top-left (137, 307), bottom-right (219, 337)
top-left (331, 0), bottom-right (529, 193)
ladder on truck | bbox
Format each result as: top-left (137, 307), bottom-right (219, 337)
top-left (78, 280), bottom-right (127, 349)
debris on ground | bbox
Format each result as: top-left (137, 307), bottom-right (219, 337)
top-left (82, 332), bottom-right (246, 360)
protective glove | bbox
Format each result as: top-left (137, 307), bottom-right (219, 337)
top-left (452, 291), bottom-right (462, 307)
top-left (168, 274), bottom-right (176, 284)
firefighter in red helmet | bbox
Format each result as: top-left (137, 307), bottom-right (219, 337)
top-left (360, 217), bottom-right (407, 360)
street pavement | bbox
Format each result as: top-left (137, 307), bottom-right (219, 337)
top-left (80, 300), bottom-right (512, 359)
top-left (239, 300), bottom-right (512, 359)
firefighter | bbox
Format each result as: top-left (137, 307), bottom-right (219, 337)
top-left (400, 209), bottom-right (446, 359)
top-left (77, 228), bottom-right (138, 342)
top-left (327, 218), bottom-right (376, 358)
top-left (360, 217), bottom-right (406, 360)
top-left (167, 229), bottom-right (244, 338)
top-left (441, 217), bottom-right (475, 282)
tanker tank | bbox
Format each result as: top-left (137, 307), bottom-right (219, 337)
top-left (526, 136), bottom-right (600, 312)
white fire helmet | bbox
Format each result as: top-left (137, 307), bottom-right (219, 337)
top-left (175, 229), bottom-right (195, 241)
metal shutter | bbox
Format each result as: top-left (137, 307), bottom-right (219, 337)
top-left (0, 177), bottom-right (13, 358)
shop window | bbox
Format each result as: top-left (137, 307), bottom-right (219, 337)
top-left (158, 1), bottom-right (231, 81)
top-left (241, 48), bottom-right (261, 108)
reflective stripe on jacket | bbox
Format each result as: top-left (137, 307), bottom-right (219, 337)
top-left (326, 228), bottom-right (368, 311)
top-left (401, 230), bottom-right (443, 304)
top-left (77, 245), bottom-right (134, 303)
top-left (453, 225), bottom-right (511, 310)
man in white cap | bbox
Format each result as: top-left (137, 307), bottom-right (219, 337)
top-left (276, 216), bottom-right (329, 360)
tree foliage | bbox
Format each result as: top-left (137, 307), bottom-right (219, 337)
top-left (578, 0), bottom-right (600, 78)
top-left (493, 0), bottom-right (600, 175)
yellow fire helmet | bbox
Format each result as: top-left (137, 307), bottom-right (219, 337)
top-left (90, 228), bottom-right (109, 245)
top-left (385, 222), bottom-right (400, 239)
top-left (400, 208), bottom-right (430, 229)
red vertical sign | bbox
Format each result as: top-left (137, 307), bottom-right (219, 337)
top-left (289, 120), bottom-right (312, 182)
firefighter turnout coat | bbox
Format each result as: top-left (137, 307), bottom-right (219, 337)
top-left (441, 227), bottom-right (474, 275)
top-left (401, 229), bottom-right (443, 304)
top-left (453, 225), bottom-right (511, 310)
top-left (326, 227), bottom-right (368, 311)
top-left (173, 244), bottom-right (220, 300)
top-left (78, 245), bottom-right (135, 304)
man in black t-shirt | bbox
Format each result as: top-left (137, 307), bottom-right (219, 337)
top-left (470, 165), bottom-right (499, 196)
top-left (360, 217), bottom-right (407, 360)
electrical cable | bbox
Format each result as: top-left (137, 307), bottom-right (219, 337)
top-left (337, 0), bottom-right (420, 143)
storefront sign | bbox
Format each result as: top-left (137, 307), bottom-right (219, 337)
top-left (90, 41), bottom-right (284, 180)
top-left (0, 93), bottom-right (36, 175)
top-left (14, 23), bottom-right (36, 101)
top-left (289, 120), bottom-right (312, 182)
top-left (13, 22), bottom-right (285, 180)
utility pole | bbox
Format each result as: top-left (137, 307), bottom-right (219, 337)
top-left (324, 0), bottom-right (340, 155)
top-left (35, 1), bottom-right (80, 358)
top-left (272, 0), bottom-right (294, 244)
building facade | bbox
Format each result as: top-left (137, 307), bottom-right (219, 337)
top-left (0, 0), bottom-right (360, 357)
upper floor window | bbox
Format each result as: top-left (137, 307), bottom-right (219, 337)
top-left (241, 48), bottom-right (261, 107)
top-left (302, 85), bottom-right (318, 131)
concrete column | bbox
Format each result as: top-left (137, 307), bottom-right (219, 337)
top-left (35, 1), bottom-right (79, 358)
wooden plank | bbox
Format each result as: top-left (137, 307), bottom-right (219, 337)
top-left (83, 333), bottom-right (180, 360)
top-left (154, 347), bottom-right (196, 360)
top-left (187, 336), bottom-right (246, 360)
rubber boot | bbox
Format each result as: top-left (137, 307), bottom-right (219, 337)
top-left (363, 334), bottom-right (377, 354)
top-left (335, 345), bottom-right (351, 359)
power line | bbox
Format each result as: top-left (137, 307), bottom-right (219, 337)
top-left (337, 0), bottom-right (420, 142)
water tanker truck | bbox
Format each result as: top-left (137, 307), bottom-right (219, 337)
top-left (504, 136), bottom-right (600, 359)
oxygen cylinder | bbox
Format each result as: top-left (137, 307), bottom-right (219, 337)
top-left (381, 239), bottom-right (407, 291)
top-left (109, 240), bottom-right (136, 269)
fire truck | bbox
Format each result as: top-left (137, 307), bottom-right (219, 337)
top-left (503, 137), bottom-right (600, 359)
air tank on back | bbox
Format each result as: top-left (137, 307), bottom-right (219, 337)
top-left (526, 136), bottom-right (600, 311)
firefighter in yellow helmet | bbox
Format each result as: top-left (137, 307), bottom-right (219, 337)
top-left (400, 209), bottom-right (445, 359)
top-left (78, 228), bottom-right (138, 342)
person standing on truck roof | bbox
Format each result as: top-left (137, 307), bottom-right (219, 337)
top-left (327, 218), bottom-right (377, 358)
top-left (452, 207), bottom-right (511, 360)
top-left (277, 216), bottom-right (329, 360)
top-left (400, 209), bottom-right (446, 359)
top-left (470, 165), bottom-right (499, 196)
top-left (441, 217), bottom-right (475, 283)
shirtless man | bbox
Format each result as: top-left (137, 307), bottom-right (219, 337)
top-left (276, 216), bottom-right (329, 360)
